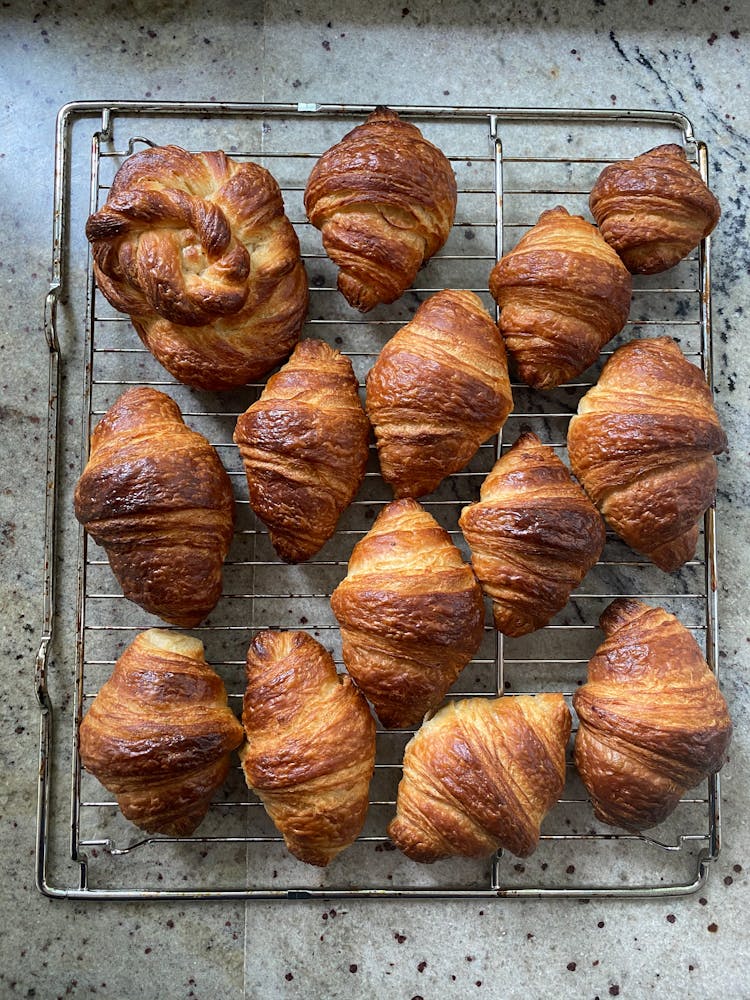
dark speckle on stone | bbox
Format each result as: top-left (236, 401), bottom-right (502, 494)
top-left (402, 7), bottom-right (410, 16)
top-left (395, 932), bottom-right (407, 943)
top-left (699, 897), bottom-right (708, 905)
top-left (724, 875), bottom-right (733, 886)
top-left (349, 964), bottom-right (358, 973)
top-left (666, 913), bottom-right (676, 923)
top-left (708, 32), bottom-right (718, 45)
top-left (567, 962), bottom-right (577, 971)
top-left (610, 987), bottom-right (620, 997)
top-left (708, 922), bottom-right (718, 932)
top-left (417, 961), bottom-right (427, 973)
top-left (285, 972), bottom-right (293, 981)
top-left (322, 39), bottom-right (331, 51)
top-left (566, 864), bottom-right (575, 874)
top-left (465, 228), bottom-right (476, 240)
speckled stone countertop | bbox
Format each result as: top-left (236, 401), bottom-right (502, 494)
top-left (1, 2), bottom-right (748, 997)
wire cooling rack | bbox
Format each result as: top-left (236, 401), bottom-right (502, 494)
top-left (36, 102), bottom-right (722, 899)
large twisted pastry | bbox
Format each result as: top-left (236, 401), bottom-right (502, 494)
top-left (79, 629), bottom-right (244, 836)
top-left (567, 336), bottom-right (727, 572)
top-left (304, 106), bottom-right (457, 311)
top-left (240, 630), bottom-right (376, 867)
top-left (589, 143), bottom-right (721, 274)
top-left (573, 599), bottom-right (732, 831)
top-left (74, 387), bottom-right (235, 627)
top-left (330, 498), bottom-right (485, 729)
top-left (388, 693), bottom-right (571, 861)
top-left (366, 289), bottom-right (513, 498)
top-left (233, 338), bottom-right (370, 563)
top-left (85, 144), bottom-right (308, 389)
top-left (488, 206), bottom-right (632, 390)
top-left (459, 432), bottom-right (605, 636)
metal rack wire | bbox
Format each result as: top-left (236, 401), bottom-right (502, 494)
top-left (37, 102), bottom-right (722, 899)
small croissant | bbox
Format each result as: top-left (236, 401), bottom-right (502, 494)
top-left (240, 630), bottom-right (376, 867)
top-left (233, 339), bottom-right (370, 562)
top-left (567, 336), bottom-right (727, 572)
top-left (304, 106), bottom-right (457, 311)
top-left (589, 143), bottom-right (721, 274)
top-left (573, 599), bottom-right (732, 831)
top-left (488, 206), bottom-right (632, 389)
top-left (79, 629), bottom-right (244, 836)
top-left (330, 498), bottom-right (485, 729)
top-left (86, 144), bottom-right (308, 389)
top-left (74, 387), bottom-right (235, 627)
top-left (388, 694), bottom-right (571, 862)
top-left (459, 432), bottom-right (606, 636)
top-left (366, 289), bottom-right (513, 498)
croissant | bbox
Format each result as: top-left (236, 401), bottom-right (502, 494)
top-left (330, 498), bottom-right (485, 729)
top-left (388, 693), bottom-right (570, 862)
top-left (573, 599), bottom-right (732, 831)
top-left (85, 144), bottom-right (308, 389)
top-left (366, 289), bottom-right (513, 498)
top-left (74, 387), bottom-right (235, 627)
top-left (233, 338), bottom-right (370, 562)
top-left (567, 336), bottom-right (727, 572)
top-left (589, 143), bottom-right (721, 274)
top-left (79, 629), bottom-right (244, 836)
top-left (488, 206), bottom-right (632, 390)
top-left (239, 630), bottom-right (376, 866)
top-left (459, 432), bottom-right (605, 636)
top-left (304, 106), bottom-right (457, 311)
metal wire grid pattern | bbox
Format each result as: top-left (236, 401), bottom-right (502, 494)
top-left (37, 103), bottom-right (721, 899)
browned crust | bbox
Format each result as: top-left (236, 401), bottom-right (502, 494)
top-left (459, 432), bottom-right (606, 636)
top-left (330, 498), bottom-right (485, 729)
top-left (73, 387), bottom-right (235, 626)
top-left (233, 338), bottom-right (371, 562)
top-left (387, 693), bottom-right (571, 862)
top-left (572, 599), bottom-right (732, 831)
top-left (488, 206), bottom-right (632, 390)
top-left (304, 107), bottom-right (457, 311)
top-left (78, 630), bottom-right (244, 836)
top-left (86, 144), bottom-right (308, 389)
top-left (240, 630), bottom-right (376, 867)
top-left (366, 289), bottom-right (513, 498)
top-left (567, 336), bottom-right (727, 572)
top-left (589, 144), bottom-right (721, 274)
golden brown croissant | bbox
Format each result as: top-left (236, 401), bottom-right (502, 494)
top-left (589, 143), bottom-right (721, 274)
top-left (239, 630), bottom-right (376, 867)
top-left (85, 144), bottom-right (308, 389)
top-left (233, 338), bottom-right (370, 562)
top-left (388, 693), bottom-right (570, 861)
top-left (365, 289), bottom-right (513, 498)
top-left (304, 106), bottom-right (457, 311)
top-left (74, 387), bottom-right (235, 627)
top-left (567, 336), bottom-right (727, 572)
top-left (488, 206), bottom-right (632, 390)
top-left (79, 629), bottom-right (244, 836)
top-left (459, 432), bottom-right (605, 636)
top-left (573, 599), bottom-right (732, 831)
top-left (330, 498), bottom-right (485, 729)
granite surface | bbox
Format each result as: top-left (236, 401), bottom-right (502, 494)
top-left (1, 1), bottom-right (749, 997)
